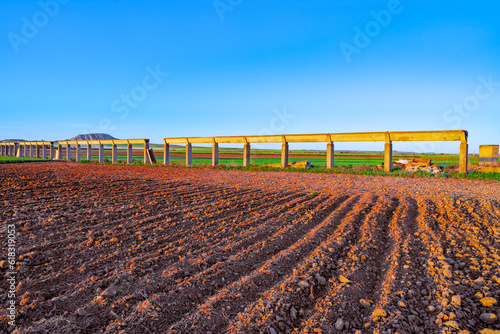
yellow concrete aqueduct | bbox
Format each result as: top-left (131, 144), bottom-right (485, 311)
top-left (0, 130), bottom-right (469, 173)
top-left (0, 139), bottom-right (151, 164)
top-left (163, 130), bottom-right (469, 174)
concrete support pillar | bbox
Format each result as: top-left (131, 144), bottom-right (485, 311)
top-left (42, 145), bottom-right (47, 159)
top-left (1, 145), bottom-right (3, 156)
top-left (163, 143), bottom-right (170, 165)
top-left (50, 144), bottom-right (54, 159)
top-left (57, 144), bottom-right (63, 160)
top-left (327, 142), bottom-right (334, 169)
top-left (66, 144), bottom-right (71, 161)
top-left (186, 143), bottom-right (192, 166)
top-left (459, 143), bottom-right (468, 174)
top-left (99, 144), bottom-right (104, 163)
top-left (143, 142), bottom-right (150, 164)
top-left (281, 142), bottom-right (289, 168)
top-left (16, 145), bottom-right (21, 158)
top-left (76, 144), bottom-right (81, 162)
top-left (127, 144), bottom-right (133, 164)
top-left (384, 142), bottom-right (393, 173)
top-left (86, 144), bottom-right (92, 161)
top-left (112, 144), bottom-right (117, 164)
top-left (243, 143), bottom-right (251, 167)
top-left (212, 143), bottom-right (219, 167)
top-left (35, 145), bottom-right (40, 159)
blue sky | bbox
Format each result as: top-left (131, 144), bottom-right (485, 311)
top-left (1, 0), bottom-right (499, 153)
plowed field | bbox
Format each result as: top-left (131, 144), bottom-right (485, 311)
top-left (1, 162), bottom-right (499, 334)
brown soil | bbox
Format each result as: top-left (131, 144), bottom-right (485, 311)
top-left (0, 162), bottom-right (499, 334)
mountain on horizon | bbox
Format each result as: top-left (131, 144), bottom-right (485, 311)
top-left (69, 133), bottom-right (117, 141)
top-left (0, 139), bottom-right (26, 142)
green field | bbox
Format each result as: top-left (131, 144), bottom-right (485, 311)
top-left (2, 143), bottom-right (486, 168)
top-left (0, 156), bottom-right (47, 163)
top-left (2, 149), bottom-right (497, 181)
top-left (147, 145), bottom-right (480, 167)
top-left (79, 144), bottom-right (484, 168)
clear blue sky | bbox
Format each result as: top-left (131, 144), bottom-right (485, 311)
top-left (1, 0), bottom-right (499, 153)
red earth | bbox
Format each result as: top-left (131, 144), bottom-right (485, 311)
top-left (0, 162), bottom-right (499, 333)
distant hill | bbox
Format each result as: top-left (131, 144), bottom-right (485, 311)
top-left (0, 139), bottom-right (26, 142)
top-left (69, 133), bottom-right (117, 141)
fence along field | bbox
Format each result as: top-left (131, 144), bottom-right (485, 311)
top-left (1, 130), bottom-right (469, 173)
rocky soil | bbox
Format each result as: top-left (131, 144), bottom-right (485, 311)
top-left (0, 162), bottom-right (499, 334)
